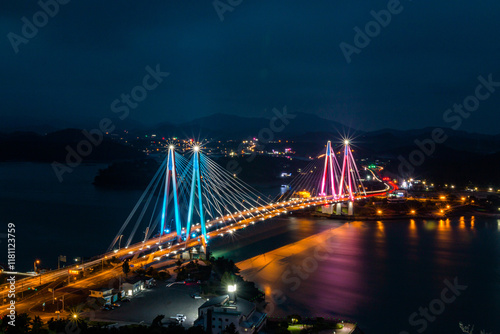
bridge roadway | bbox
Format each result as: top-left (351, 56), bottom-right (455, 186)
top-left (1, 183), bottom-right (393, 308)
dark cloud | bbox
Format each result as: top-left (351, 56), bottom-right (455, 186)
top-left (1, 0), bottom-right (500, 133)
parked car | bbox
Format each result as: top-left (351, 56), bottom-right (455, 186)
top-left (191, 293), bottom-right (202, 299)
top-left (185, 279), bottom-right (200, 286)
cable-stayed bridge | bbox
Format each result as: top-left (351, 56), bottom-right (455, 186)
top-left (1, 140), bottom-right (394, 294)
top-left (106, 140), bottom-right (393, 259)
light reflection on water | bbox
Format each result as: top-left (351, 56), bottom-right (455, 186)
top-left (214, 217), bottom-right (500, 334)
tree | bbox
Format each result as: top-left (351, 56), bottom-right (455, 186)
top-left (122, 259), bottom-right (130, 277)
top-left (276, 320), bottom-right (291, 334)
top-left (9, 313), bottom-right (32, 333)
top-left (47, 318), bottom-right (68, 332)
top-left (223, 323), bottom-right (238, 334)
top-left (287, 315), bottom-right (302, 324)
top-left (221, 271), bottom-right (236, 288)
top-left (146, 266), bottom-right (158, 277)
top-left (135, 268), bottom-right (146, 276)
top-left (151, 314), bottom-right (164, 328)
top-left (158, 270), bottom-right (171, 281)
top-left (31, 316), bottom-right (47, 334)
top-left (187, 325), bottom-right (206, 334)
top-left (213, 257), bottom-right (240, 275)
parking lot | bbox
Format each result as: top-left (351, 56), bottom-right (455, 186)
top-left (90, 283), bottom-right (207, 327)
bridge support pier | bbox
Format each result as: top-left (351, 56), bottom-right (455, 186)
top-left (336, 203), bottom-right (342, 215)
top-left (181, 251), bottom-right (191, 261)
top-left (348, 201), bottom-right (354, 216)
top-left (321, 204), bottom-right (334, 215)
top-left (199, 245), bottom-right (206, 260)
top-left (178, 244), bottom-right (207, 261)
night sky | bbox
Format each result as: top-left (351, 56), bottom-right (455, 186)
top-left (1, 1), bottom-right (500, 134)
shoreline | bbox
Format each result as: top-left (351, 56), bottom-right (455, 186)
top-left (306, 210), bottom-right (500, 221)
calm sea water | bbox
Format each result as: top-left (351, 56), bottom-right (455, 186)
top-left (0, 162), bottom-right (143, 271)
top-left (213, 217), bottom-right (500, 334)
top-left (1, 163), bottom-right (499, 333)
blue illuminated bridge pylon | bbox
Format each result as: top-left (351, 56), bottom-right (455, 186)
top-left (108, 143), bottom-right (271, 252)
top-left (160, 145), bottom-right (182, 241)
top-left (185, 145), bottom-right (207, 246)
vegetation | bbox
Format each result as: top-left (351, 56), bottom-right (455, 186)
top-left (222, 322), bottom-right (238, 334)
top-left (0, 313), bottom-right (209, 334)
top-left (122, 259), bottom-right (131, 277)
top-left (174, 259), bottom-right (210, 282)
top-left (198, 256), bottom-right (264, 302)
top-left (133, 266), bottom-right (171, 281)
top-left (266, 315), bottom-right (351, 334)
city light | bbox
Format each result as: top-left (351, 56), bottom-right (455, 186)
top-left (228, 284), bottom-right (237, 292)
top-left (193, 145), bottom-right (200, 152)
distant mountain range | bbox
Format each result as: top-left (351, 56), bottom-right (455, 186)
top-left (0, 129), bottom-right (144, 163)
top-left (138, 113), bottom-right (500, 155)
top-left (3, 113), bottom-right (500, 156)
top-left (2, 113), bottom-right (500, 186)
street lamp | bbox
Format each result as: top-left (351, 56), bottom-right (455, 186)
top-left (228, 284), bottom-right (237, 301)
top-left (34, 259), bottom-right (40, 272)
